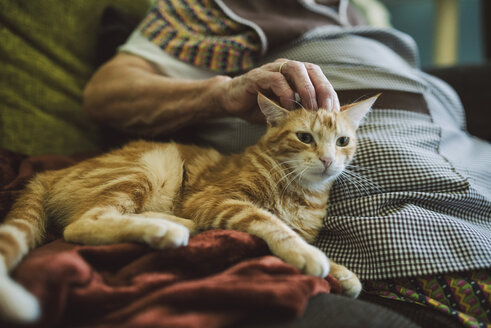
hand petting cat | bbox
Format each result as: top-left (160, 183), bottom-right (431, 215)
top-left (215, 58), bottom-right (341, 124)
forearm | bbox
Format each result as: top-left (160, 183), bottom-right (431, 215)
top-left (83, 53), bottom-right (230, 136)
top-left (83, 54), bottom-right (340, 137)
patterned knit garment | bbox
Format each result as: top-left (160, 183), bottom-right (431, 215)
top-left (138, 0), bottom-right (262, 74)
top-left (364, 269), bottom-right (491, 328)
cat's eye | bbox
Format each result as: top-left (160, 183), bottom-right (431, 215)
top-left (296, 132), bottom-right (314, 144)
top-left (336, 136), bottom-right (350, 147)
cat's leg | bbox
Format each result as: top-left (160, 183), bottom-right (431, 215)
top-left (218, 201), bottom-right (361, 297)
top-left (329, 260), bottom-right (362, 298)
top-left (137, 211), bottom-right (197, 234)
top-left (64, 207), bottom-right (189, 249)
top-left (195, 199), bottom-right (330, 278)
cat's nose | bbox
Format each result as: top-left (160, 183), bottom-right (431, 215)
top-left (319, 157), bottom-right (332, 169)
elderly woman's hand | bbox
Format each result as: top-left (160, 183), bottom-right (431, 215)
top-left (215, 59), bottom-right (340, 123)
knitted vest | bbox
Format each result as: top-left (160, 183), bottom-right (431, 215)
top-left (138, 0), bottom-right (262, 74)
top-left (138, 0), bottom-right (349, 74)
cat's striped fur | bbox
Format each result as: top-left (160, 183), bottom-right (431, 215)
top-left (0, 93), bottom-right (377, 322)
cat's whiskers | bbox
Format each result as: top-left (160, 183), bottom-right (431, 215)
top-left (269, 161), bottom-right (304, 190)
top-left (345, 164), bottom-right (380, 173)
top-left (254, 149), bottom-right (298, 177)
top-left (339, 171), bottom-right (365, 196)
top-left (335, 173), bottom-right (354, 198)
top-left (336, 169), bottom-right (383, 196)
top-left (268, 159), bottom-right (304, 174)
top-left (280, 164), bottom-right (312, 199)
top-left (280, 169), bottom-right (301, 199)
top-left (296, 165), bottom-right (312, 188)
top-left (343, 169), bottom-right (383, 193)
top-left (274, 166), bottom-right (303, 192)
top-left (264, 161), bottom-right (299, 199)
top-left (259, 151), bottom-right (307, 192)
top-left (290, 98), bottom-right (305, 110)
top-left (269, 159), bottom-right (307, 178)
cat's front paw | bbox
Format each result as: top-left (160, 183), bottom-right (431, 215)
top-left (143, 221), bottom-right (189, 249)
top-left (273, 240), bottom-right (330, 278)
top-left (329, 261), bottom-right (362, 298)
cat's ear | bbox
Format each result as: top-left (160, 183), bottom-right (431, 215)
top-left (341, 94), bottom-right (380, 129)
top-left (257, 92), bottom-right (289, 126)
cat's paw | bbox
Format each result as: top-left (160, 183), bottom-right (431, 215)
top-left (143, 221), bottom-right (189, 249)
top-left (329, 261), bottom-right (362, 298)
top-left (274, 240), bottom-right (330, 278)
top-left (0, 277), bottom-right (40, 323)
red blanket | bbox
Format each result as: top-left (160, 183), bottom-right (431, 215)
top-left (0, 149), bottom-right (340, 328)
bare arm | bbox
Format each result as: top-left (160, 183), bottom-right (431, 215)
top-left (83, 53), bottom-right (339, 136)
top-left (83, 53), bottom-right (230, 136)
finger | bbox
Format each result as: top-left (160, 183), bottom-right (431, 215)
top-left (333, 93), bottom-right (341, 112)
top-left (278, 61), bottom-right (318, 110)
top-left (304, 63), bottom-right (339, 111)
top-left (261, 60), bottom-right (288, 73)
top-left (273, 58), bottom-right (289, 65)
top-left (252, 69), bottom-right (296, 110)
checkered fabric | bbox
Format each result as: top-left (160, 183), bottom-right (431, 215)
top-left (319, 109), bottom-right (491, 279)
top-left (258, 26), bottom-right (491, 280)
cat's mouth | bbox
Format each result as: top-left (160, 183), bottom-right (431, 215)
top-left (317, 166), bottom-right (341, 179)
top-left (309, 169), bottom-right (332, 180)
top-left (301, 166), bottom-right (340, 187)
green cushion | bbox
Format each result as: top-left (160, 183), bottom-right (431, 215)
top-left (0, 1), bottom-right (151, 155)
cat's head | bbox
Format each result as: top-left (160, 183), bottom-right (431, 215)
top-left (257, 92), bottom-right (378, 191)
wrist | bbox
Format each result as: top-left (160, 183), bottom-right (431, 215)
top-left (208, 75), bottom-right (232, 116)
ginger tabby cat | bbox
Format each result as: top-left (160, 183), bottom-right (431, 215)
top-left (0, 93), bottom-right (378, 322)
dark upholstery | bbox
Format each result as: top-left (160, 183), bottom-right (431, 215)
top-left (425, 64), bottom-right (491, 142)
